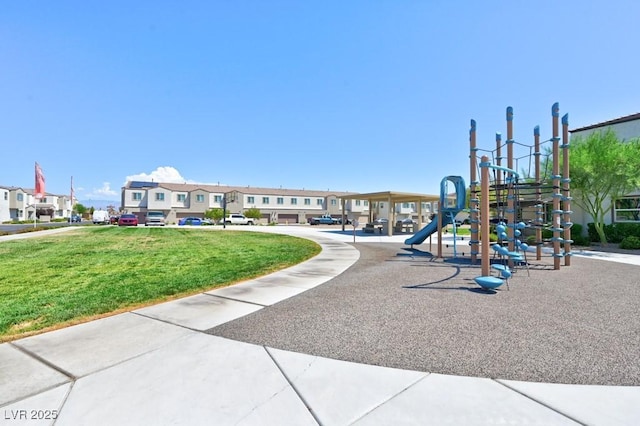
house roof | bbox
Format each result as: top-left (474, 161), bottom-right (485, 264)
top-left (124, 181), bottom-right (355, 198)
top-left (340, 191), bottom-right (440, 204)
top-left (570, 112), bottom-right (640, 133)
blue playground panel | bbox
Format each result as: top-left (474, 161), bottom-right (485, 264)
top-left (474, 276), bottom-right (504, 290)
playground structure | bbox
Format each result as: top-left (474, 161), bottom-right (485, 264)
top-left (469, 103), bottom-right (572, 289)
top-left (401, 103), bottom-right (572, 290)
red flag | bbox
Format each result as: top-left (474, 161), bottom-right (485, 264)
top-left (35, 162), bottom-right (45, 199)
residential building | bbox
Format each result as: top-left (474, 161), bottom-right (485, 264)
top-left (0, 186), bottom-right (73, 223)
top-left (570, 112), bottom-right (640, 226)
top-left (0, 185), bottom-right (10, 223)
top-left (121, 181), bottom-right (371, 225)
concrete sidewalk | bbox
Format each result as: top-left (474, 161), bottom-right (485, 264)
top-left (1, 226), bottom-right (639, 425)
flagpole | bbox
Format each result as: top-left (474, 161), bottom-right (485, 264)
top-left (34, 162), bottom-right (46, 228)
top-left (70, 176), bottom-right (74, 217)
top-left (34, 162), bottom-right (37, 228)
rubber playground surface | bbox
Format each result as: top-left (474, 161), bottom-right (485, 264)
top-left (210, 240), bottom-right (640, 386)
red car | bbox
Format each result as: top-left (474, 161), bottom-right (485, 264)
top-left (118, 214), bottom-right (139, 226)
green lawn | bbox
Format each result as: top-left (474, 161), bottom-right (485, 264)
top-left (0, 227), bottom-right (320, 342)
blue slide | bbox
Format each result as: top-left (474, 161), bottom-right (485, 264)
top-left (404, 212), bottom-right (458, 246)
top-left (404, 175), bottom-right (466, 246)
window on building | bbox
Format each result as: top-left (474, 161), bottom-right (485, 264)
top-left (155, 192), bottom-right (165, 201)
top-left (614, 196), bottom-right (640, 222)
top-left (355, 200), bottom-right (361, 206)
top-left (304, 198), bottom-right (310, 205)
top-left (316, 199), bottom-right (323, 205)
top-left (132, 192), bottom-right (142, 201)
top-left (177, 194), bottom-right (186, 202)
top-left (197, 194), bottom-right (205, 203)
top-left (17, 193), bottom-right (24, 201)
top-left (214, 195), bottom-right (221, 202)
top-left (403, 202), bottom-right (410, 208)
top-left (331, 199), bottom-right (336, 206)
top-left (291, 197), bottom-right (297, 205)
top-left (3, 192), bottom-right (7, 200)
top-left (262, 197), bottom-right (269, 204)
top-left (277, 197), bottom-right (284, 205)
top-left (247, 196), bottom-right (255, 203)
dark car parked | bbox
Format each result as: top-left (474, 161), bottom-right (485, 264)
top-left (118, 214), bottom-right (138, 226)
top-left (68, 214), bottom-right (82, 223)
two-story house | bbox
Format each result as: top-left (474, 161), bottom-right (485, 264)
top-left (121, 181), bottom-right (370, 225)
top-left (0, 186), bottom-right (73, 223)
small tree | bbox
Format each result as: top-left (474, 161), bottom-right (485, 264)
top-left (244, 207), bottom-right (261, 220)
top-left (205, 208), bottom-right (224, 223)
top-left (571, 129), bottom-right (640, 244)
top-left (75, 203), bottom-right (88, 215)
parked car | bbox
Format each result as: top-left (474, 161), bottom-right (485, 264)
top-left (178, 217), bottom-right (203, 226)
top-left (373, 218), bottom-right (388, 225)
top-left (145, 211), bottom-right (166, 226)
top-left (118, 214), bottom-right (139, 226)
top-left (400, 218), bottom-right (417, 224)
top-left (92, 210), bottom-right (110, 225)
top-left (308, 214), bottom-right (339, 225)
top-left (68, 214), bottom-right (82, 223)
top-left (220, 214), bottom-right (255, 225)
top-left (109, 215), bottom-right (120, 225)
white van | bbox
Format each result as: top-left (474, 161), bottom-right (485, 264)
top-left (92, 210), bottom-right (110, 225)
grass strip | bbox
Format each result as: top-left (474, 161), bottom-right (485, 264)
top-left (0, 227), bottom-right (320, 341)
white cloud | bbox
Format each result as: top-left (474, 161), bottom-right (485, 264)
top-left (93, 182), bottom-right (118, 197)
top-left (125, 166), bottom-right (191, 184)
top-left (124, 166), bottom-right (223, 186)
top-left (81, 182), bottom-right (119, 202)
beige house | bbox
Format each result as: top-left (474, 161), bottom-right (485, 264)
top-left (121, 181), bottom-right (442, 228)
top-left (121, 181), bottom-right (370, 225)
top-left (0, 186), bottom-right (73, 223)
top-left (570, 112), bottom-right (640, 226)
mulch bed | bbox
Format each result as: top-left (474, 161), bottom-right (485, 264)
top-left (209, 242), bottom-right (640, 385)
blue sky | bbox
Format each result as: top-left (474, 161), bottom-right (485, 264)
top-left (1, 1), bottom-right (639, 203)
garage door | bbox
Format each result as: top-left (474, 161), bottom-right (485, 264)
top-left (277, 214), bottom-right (298, 224)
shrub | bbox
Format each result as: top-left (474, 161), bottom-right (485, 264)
top-left (613, 223), bottom-right (640, 239)
top-left (588, 222), bottom-right (640, 243)
top-left (620, 236), bottom-right (640, 250)
top-left (569, 223), bottom-right (590, 246)
top-left (570, 223), bottom-right (582, 239)
top-left (477, 232), bottom-right (498, 243)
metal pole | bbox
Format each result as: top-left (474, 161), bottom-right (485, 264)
top-left (222, 195), bottom-right (227, 229)
top-left (552, 103), bottom-right (561, 270)
top-left (506, 107), bottom-right (515, 255)
top-left (534, 126), bottom-right (542, 261)
top-left (469, 119), bottom-right (479, 264)
top-left (480, 156), bottom-right (491, 277)
top-left (562, 113), bottom-right (572, 266)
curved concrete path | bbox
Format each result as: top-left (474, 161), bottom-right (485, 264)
top-left (1, 226), bottom-right (639, 425)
